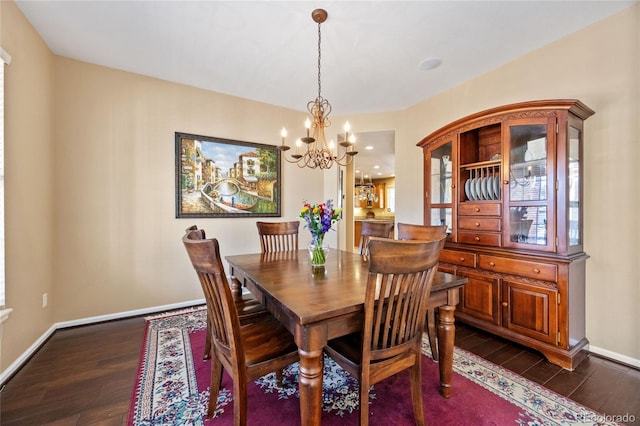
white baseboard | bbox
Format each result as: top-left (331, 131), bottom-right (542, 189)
top-left (0, 298), bottom-right (205, 386)
top-left (55, 298), bottom-right (205, 328)
top-left (589, 345), bottom-right (640, 369)
top-left (0, 323), bottom-right (56, 386)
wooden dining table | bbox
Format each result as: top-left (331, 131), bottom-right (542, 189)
top-left (226, 248), bottom-right (467, 426)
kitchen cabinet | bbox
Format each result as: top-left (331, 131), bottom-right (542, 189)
top-left (418, 100), bottom-right (594, 369)
top-left (353, 219), bottom-right (394, 248)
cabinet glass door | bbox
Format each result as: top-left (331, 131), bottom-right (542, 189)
top-left (505, 119), bottom-right (555, 251)
top-left (427, 142), bottom-right (453, 233)
top-left (568, 126), bottom-right (581, 247)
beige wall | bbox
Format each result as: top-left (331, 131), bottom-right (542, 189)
top-left (1, 1), bottom-right (638, 375)
top-left (1, 1), bottom-right (56, 373)
top-left (50, 58), bottom-right (325, 321)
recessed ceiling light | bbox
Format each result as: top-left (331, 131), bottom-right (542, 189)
top-left (419, 56), bottom-right (442, 71)
top-left (365, 146), bottom-right (374, 150)
top-left (374, 165), bottom-right (379, 169)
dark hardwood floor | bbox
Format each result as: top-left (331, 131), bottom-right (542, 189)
top-left (1, 314), bottom-right (638, 425)
top-left (0, 316), bottom-right (146, 426)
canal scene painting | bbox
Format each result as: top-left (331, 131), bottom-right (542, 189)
top-left (175, 132), bottom-right (281, 218)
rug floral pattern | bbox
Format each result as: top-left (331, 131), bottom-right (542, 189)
top-left (426, 341), bottom-right (619, 425)
top-left (130, 307), bottom-right (618, 426)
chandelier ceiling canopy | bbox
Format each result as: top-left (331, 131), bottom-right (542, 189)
top-left (278, 9), bottom-right (357, 169)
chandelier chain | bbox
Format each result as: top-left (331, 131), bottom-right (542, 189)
top-left (317, 20), bottom-right (322, 100)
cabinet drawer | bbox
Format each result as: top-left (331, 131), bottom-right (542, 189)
top-left (479, 255), bottom-right (558, 282)
top-left (458, 203), bottom-right (501, 216)
top-left (459, 217), bottom-right (501, 231)
top-left (458, 231), bottom-right (501, 247)
top-left (440, 249), bottom-right (477, 267)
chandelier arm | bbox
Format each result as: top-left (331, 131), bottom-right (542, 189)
top-left (284, 156), bottom-right (303, 164)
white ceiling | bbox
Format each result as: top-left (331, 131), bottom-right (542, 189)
top-left (15, 0), bottom-right (636, 179)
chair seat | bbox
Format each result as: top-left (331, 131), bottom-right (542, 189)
top-left (241, 316), bottom-right (298, 365)
top-left (326, 334), bottom-right (418, 369)
top-left (326, 333), bottom-right (363, 363)
top-left (235, 293), bottom-right (268, 323)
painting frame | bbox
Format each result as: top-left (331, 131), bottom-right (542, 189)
top-left (175, 132), bottom-right (281, 218)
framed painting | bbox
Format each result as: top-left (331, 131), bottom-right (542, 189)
top-left (175, 132), bottom-right (281, 218)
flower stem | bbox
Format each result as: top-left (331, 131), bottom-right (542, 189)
top-left (311, 235), bottom-right (326, 266)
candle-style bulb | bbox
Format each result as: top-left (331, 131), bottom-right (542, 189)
top-left (305, 118), bottom-right (311, 137)
top-left (344, 121), bottom-right (351, 133)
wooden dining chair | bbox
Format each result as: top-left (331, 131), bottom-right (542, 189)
top-left (357, 221), bottom-right (394, 260)
top-left (397, 222), bottom-right (448, 241)
top-left (395, 222), bottom-right (449, 360)
top-left (185, 225), bottom-right (268, 360)
top-left (182, 229), bottom-right (299, 425)
top-left (256, 221), bottom-right (300, 252)
top-left (254, 220), bottom-right (300, 384)
top-left (324, 236), bottom-right (445, 426)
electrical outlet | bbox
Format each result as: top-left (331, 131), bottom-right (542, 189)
top-left (42, 293), bottom-right (48, 308)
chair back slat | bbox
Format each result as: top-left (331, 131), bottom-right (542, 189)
top-left (396, 222), bottom-right (448, 241)
top-left (358, 221), bottom-right (394, 259)
top-left (364, 237), bottom-right (445, 361)
top-left (198, 271), bottom-right (230, 351)
top-left (256, 221), bottom-right (300, 253)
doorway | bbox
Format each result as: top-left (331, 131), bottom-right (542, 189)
top-left (346, 130), bottom-right (395, 251)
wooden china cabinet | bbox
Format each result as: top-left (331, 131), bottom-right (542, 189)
top-left (418, 100), bottom-right (594, 369)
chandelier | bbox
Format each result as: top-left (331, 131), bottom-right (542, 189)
top-left (278, 9), bottom-right (357, 169)
top-left (355, 171), bottom-right (378, 202)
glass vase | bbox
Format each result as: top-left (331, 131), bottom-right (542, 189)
top-left (308, 236), bottom-right (329, 267)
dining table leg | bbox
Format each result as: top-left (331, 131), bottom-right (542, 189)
top-left (297, 347), bottom-right (324, 425)
top-left (437, 305), bottom-right (456, 398)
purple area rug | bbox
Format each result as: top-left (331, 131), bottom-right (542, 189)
top-left (128, 307), bottom-right (618, 425)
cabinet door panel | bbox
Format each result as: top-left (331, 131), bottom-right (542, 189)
top-left (503, 117), bottom-right (556, 252)
top-left (425, 140), bottom-right (456, 239)
top-left (354, 221), bottom-right (362, 248)
top-left (459, 272), bottom-right (500, 325)
top-left (502, 280), bottom-right (558, 344)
